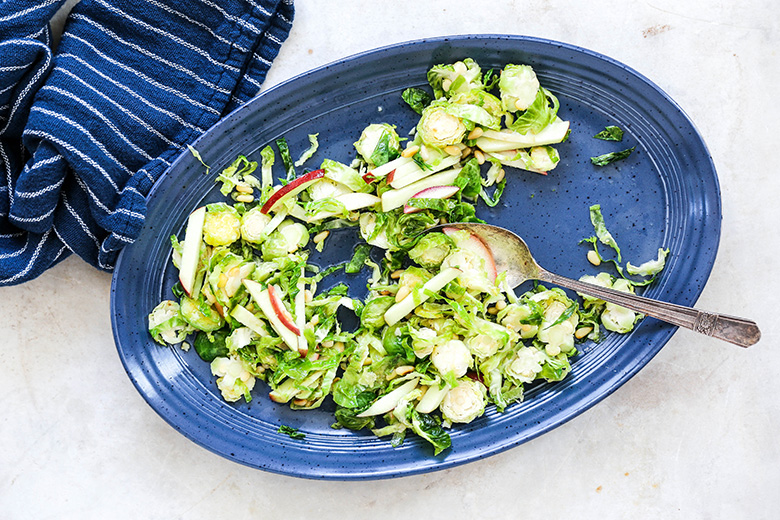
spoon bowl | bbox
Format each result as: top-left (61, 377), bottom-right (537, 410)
top-left (431, 222), bottom-right (761, 348)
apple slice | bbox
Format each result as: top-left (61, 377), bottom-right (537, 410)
top-left (381, 167), bottom-right (461, 212)
top-left (178, 206), bottom-right (206, 297)
top-left (475, 119), bottom-right (570, 151)
top-left (267, 284), bottom-right (301, 335)
top-left (443, 227), bottom-right (498, 282)
top-left (294, 267), bottom-right (308, 356)
top-left (383, 267), bottom-right (462, 326)
top-left (403, 185), bottom-right (460, 214)
top-left (243, 279), bottom-right (300, 353)
top-left (389, 154), bottom-right (461, 189)
top-left (415, 382), bottom-right (450, 413)
top-left (260, 168), bottom-right (325, 214)
top-left (230, 304), bottom-right (270, 337)
top-left (356, 378), bottom-right (420, 417)
top-left (366, 156), bottom-right (411, 180)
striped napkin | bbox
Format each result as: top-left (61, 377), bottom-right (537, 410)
top-left (0, 0), bottom-right (294, 285)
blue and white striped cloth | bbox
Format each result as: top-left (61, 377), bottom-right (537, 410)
top-left (0, 0), bottom-right (293, 285)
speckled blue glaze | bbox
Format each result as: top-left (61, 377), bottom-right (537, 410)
top-left (110, 35), bottom-right (721, 480)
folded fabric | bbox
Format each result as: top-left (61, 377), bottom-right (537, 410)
top-left (0, 0), bottom-right (294, 285)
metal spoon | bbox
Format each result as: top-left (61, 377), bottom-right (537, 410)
top-left (432, 222), bottom-right (761, 348)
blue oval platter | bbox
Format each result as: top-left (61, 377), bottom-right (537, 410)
top-left (110, 35), bottom-right (721, 480)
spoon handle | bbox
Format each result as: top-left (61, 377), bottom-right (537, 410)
top-left (541, 271), bottom-right (761, 348)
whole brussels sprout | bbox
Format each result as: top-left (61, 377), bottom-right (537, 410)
top-left (427, 58), bottom-right (483, 99)
top-left (498, 64), bottom-right (540, 112)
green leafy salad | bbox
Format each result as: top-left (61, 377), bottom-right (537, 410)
top-left (147, 58), bottom-right (668, 455)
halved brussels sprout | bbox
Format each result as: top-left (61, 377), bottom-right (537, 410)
top-left (203, 203), bottom-right (241, 246)
top-left (408, 232), bottom-right (454, 269)
top-left (240, 206), bottom-right (272, 244)
top-left (354, 123), bottom-right (402, 167)
top-left (416, 102), bottom-right (467, 148)
top-left (179, 295), bottom-right (224, 332)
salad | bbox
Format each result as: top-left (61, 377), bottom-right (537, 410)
top-left (147, 58), bottom-right (667, 454)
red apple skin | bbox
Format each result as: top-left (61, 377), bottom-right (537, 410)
top-left (260, 169), bottom-right (325, 214)
top-left (362, 172), bottom-right (377, 184)
top-left (386, 169), bottom-right (397, 184)
top-left (267, 285), bottom-right (301, 335)
top-left (403, 185), bottom-right (460, 214)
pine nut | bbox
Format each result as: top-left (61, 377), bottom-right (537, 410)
top-left (235, 194), bottom-right (254, 203)
top-left (401, 145), bottom-right (420, 158)
top-left (395, 285), bottom-right (412, 303)
top-left (514, 99), bottom-right (526, 111)
top-left (461, 146), bottom-right (472, 158)
top-left (390, 269), bottom-right (404, 279)
top-left (293, 398), bottom-right (310, 407)
top-left (496, 168), bottom-right (506, 183)
top-left (474, 149), bottom-right (485, 165)
top-left (313, 230), bottom-right (330, 245)
top-left (304, 289), bottom-right (313, 303)
top-left (321, 339), bottom-right (334, 348)
top-left (441, 79), bottom-right (452, 92)
top-left (575, 326), bottom-right (593, 339)
top-left (419, 145), bottom-right (430, 161)
top-left (395, 365), bottom-right (414, 376)
top-left (495, 300), bottom-right (507, 310)
top-left (363, 357), bottom-right (373, 366)
top-left (310, 315), bottom-right (320, 326)
top-left (467, 127), bottom-right (484, 140)
top-left (487, 306), bottom-right (499, 315)
top-left (309, 353), bottom-right (320, 361)
top-left (218, 273), bottom-right (228, 288)
top-left (587, 250), bottom-right (601, 266)
top-left (444, 145), bottom-right (461, 156)
top-left (334, 341), bottom-right (345, 352)
top-left (235, 183), bottom-right (253, 194)
top-left (453, 61), bottom-right (467, 75)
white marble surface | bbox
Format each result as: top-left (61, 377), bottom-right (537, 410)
top-left (2, 1), bottom-right (779, 518)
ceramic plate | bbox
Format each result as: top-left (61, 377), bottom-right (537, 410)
top-left (111, 35), bottom-right (720, 480)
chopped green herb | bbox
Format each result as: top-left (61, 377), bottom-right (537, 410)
top-left (401, 87), bottom-right (432, 115)
top-left (278, 425), bottom-right (306, 440)
top-left (590, 146), bottom-right (635, 166)
top-left (593, 125), bottom-right (624, 141)
top-left (276, 137), bottom-right (296, 182)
